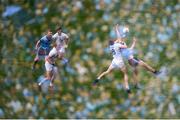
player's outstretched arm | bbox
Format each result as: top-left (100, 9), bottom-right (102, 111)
top-left (35, 40), bottom-right (40, 49)
top-left (115, 24), bottom-right (119, 37)
top-left (115, 24), bottom-right (121, 39)
top-left (130, 37), bottom-right (137, 49)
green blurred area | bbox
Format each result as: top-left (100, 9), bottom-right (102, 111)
top-left (0, 0), bottom-right (179, 119)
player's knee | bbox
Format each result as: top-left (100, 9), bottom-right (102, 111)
top-left (104, 71), bottom-right (108, 74)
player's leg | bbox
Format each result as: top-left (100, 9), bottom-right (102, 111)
top-left (49, 74), bottom-right (54, 86)
top-left (49, 66), bottom-right (58, 87)
top-left (129, 58), bottom-right (160, 75)
top-left (97, 66), bottom-right (113, 79)
top-left (32, 54), bottom-right (39, 70)
top-left (138, 60), bottom-right (155, 72)
top-left (38, 70), bottom-right (51, 86)
top-left (92, 64), bottom-right (114, 85)
top-left (39, 62), bottom-right (53, 86)
top-left (32, 47), bottom-right (42, 70)
top-left (138, 60), bottom-right (161, 75)
top-left (120, 66), bottom-right (131, 93)
top-left (46, 70), bottom-right (54, 93)
top-left (132, 66), bottom-right (140, 89)
top-left (47, 70), bottom-right (53, 81)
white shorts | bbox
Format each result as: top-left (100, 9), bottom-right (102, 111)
top-left (45, 61), bottom-right (55, 72)
top-left (58, 47), bottom-right (65, 54)
top-left (110, 58), bottom-right (124, 69)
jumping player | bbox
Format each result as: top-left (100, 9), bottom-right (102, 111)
top-left (115, 24), bottom-right (161, 88)
top-left (32, 29), bottom-right (53, 70)
top-left (93, 39), bottom-right (131, 94)
top-left (52, 27), bottom-right (69, 64)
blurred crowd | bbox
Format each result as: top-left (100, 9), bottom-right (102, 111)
top-left (0, 0), bottom-right (179, 118)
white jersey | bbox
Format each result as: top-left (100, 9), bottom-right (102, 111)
top-left (47, 47), bottom-right (58, 64)
top-left (52, 32), bottom-right (69, 49)
top-left (111, 42), bottom-right (124, 59)
top-left (110, 42), bottom-right (125, 69)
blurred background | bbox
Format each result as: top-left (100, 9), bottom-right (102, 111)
top-left (0, 0), bottom-right (179, 119)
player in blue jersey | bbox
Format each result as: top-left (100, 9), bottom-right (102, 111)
top-left (32, 29), bottom-right (53, 70)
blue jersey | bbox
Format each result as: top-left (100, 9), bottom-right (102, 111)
top-left (39, 36), bottom-right (52, 49)
top-left (120, 48), bottom-right (134, 59)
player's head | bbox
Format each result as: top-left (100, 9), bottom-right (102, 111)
top-left (56, 27), bottom-right (62, 35)
top-left (47, 29), bottom-right (52, 38)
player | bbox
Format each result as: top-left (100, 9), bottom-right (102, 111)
top-left (38, 43), bottom-right (62, 88)
top-left (93, 39), bottom-right (131, 94)
top-left (32, 29), bottom-right (53, 70)
top-left (115, 24), bottom-right (161, 88)
top-left (52, 27), bottom-right (69, 64)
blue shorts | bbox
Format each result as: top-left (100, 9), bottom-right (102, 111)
top-left (37, 47), bottom-right (51, 56)
top-left (128, 58), bottom-right (140, 67)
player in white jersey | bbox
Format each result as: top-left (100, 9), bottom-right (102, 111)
top-left (52, 27), bottom-right (69, 64)
top-left (38, 44), bottom-right (62, 88)
top-left (93, 39), bottom-right (131, 94)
